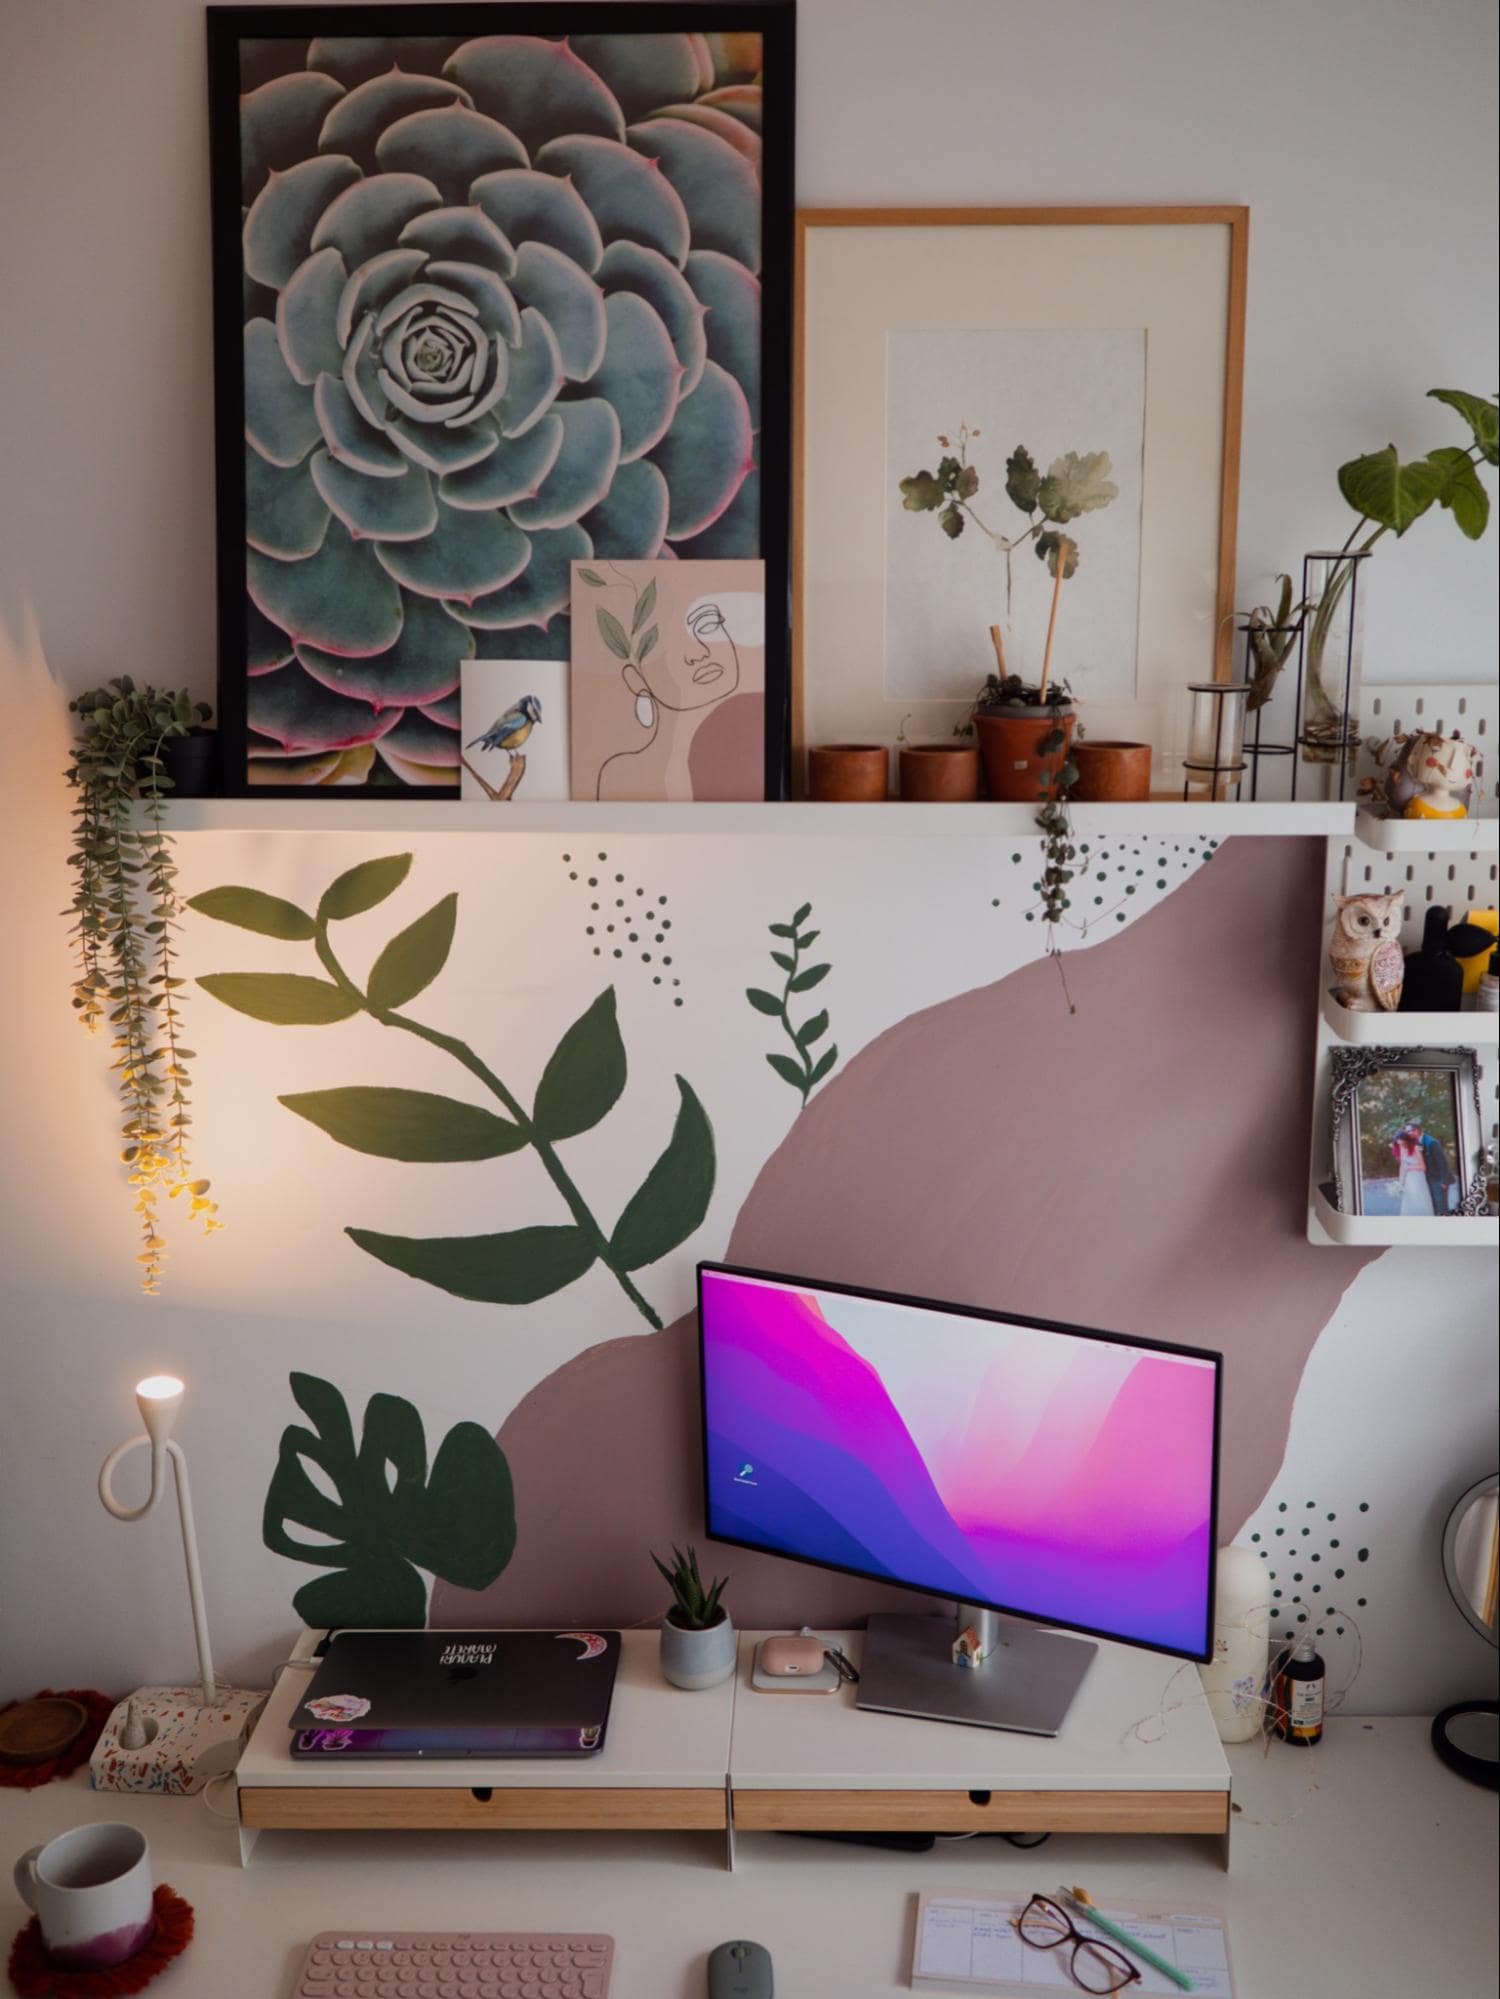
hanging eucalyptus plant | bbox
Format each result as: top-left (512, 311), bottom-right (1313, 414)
top-left (65, 679), bottom-right (221, 1292)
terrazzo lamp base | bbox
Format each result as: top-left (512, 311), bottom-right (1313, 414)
top-left (89, 1687), bottom-right (263, 1797)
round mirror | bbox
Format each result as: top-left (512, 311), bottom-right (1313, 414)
top-left (1443, 1474), bottom-right (1498, 1646)
top-left (1432, 1474), bottom-right (1498, 1790)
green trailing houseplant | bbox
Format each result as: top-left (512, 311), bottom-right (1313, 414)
top-left (65, 678), bottom-right (220, 1292)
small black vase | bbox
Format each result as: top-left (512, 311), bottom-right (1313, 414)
top-left (160, 727), bottom-right (218, 798)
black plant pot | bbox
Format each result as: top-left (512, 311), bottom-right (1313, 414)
top-left (161, 728), bottom-right (218, 798)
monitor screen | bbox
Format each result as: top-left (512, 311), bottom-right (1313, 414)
top-left (698, 1264), bottom-right (1221, 1661)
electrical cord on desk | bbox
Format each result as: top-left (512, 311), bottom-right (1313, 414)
top-left (200, 1654), bottom-right (318, 1824)
top-left (935, 1831), bottom-right (1052, 1848)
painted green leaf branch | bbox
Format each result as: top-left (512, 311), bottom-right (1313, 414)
top-left (745, 902), bottom-right (837, 1108)
top-left (262, 1370), bottom-right (515, 1628)
top-left (190, 857), bottom-right (717, 1329)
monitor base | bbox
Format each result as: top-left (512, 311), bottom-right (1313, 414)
top-left (856, 1612), bottom-right (1096, 1737)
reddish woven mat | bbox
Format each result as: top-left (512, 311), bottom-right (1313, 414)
top-left (0, 1693), bottom-right (115, 1791)
top-left (8, 1886), bottom-right (193, 1998)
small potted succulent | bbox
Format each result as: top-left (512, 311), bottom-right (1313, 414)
top-left (652, 1544), bottom-right (735, 1691)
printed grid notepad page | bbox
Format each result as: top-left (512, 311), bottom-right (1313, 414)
top-left (912, 1893), bottom-right (1234, 1997)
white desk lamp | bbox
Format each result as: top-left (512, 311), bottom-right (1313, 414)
top-left (91, 1374), bottom-right (263, 1795)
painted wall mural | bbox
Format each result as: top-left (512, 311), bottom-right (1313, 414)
top-left (264, 1371), bottom-right (515, 1626)
top-left (189, 852), bottom-right (715, 1329)
top-left (745, 901), bottom-right (838, 1106)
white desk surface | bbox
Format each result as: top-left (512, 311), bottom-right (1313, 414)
top-left (239, 1630), bottom-right (734, 1791)
top-left (730, 1631), bottom-right (1230, 1792)
top-left (2, 1719), bottom-right (1493, 1998)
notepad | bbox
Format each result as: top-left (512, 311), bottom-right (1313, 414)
top-left (911, 1891), bottom-right (1235, 1996)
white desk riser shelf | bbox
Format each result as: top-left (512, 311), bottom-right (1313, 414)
top-left (235, 1627), bottom-right (1231, 1869)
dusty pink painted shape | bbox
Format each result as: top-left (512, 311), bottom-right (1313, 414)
top-left (432, 836), bottom-right (1378, 1631)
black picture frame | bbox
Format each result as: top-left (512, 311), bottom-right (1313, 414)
top-left (208, 4), bottom-right (795, 799)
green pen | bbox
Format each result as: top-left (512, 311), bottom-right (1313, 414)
top-left (1060, 1886), bottom-right (1196, 1994)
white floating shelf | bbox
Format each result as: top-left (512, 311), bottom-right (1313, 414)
top-left (1354, 809), bottom-right (1499, 855)
top-left (1319, 989), bottom-right (1499, 1047)
top-left (1309, 1183), bottom-right (1497, 1248)
top-left (143, 798), bottom-right (1358, 838)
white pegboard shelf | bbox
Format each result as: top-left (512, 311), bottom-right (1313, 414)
top-left (1354, 810), bottom-right (1499, 855)
top-left (1309, 1183), bottom-right (1497, 1248)
top-left (1319, 989), bottom-right (1500, 1047)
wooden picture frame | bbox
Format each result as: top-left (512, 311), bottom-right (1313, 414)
top-left (792, 206), bottom-right (1248, 787)
top-left (208, 3), bottom-right (794, 798)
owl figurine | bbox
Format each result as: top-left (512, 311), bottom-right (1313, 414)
top-left (1329, 891), bottom-right (1404, 1011)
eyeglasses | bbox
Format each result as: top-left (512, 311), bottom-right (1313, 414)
top-left (1015, 1895), bottom-right (1142, 1995)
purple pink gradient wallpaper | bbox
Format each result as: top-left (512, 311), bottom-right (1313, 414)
top-left (700, 1268), bottom-right (1219, 1657)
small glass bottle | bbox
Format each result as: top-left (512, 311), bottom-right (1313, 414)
top-left (1477, 946), bottom-right (1499, 1015)
top-left (1274, 1635), bottom-right (1325, 1746)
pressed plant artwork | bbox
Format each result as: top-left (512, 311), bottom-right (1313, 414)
top-left (745, 902), bottom-right (836, 1105)
top-left (190, 854), bottom-right (715, 1328)
top-left (886, 329), bottom-right (1142, 703)
top-left (264, 1371), bottom-right (516, 1625)
top-left (213, 17), bottom-right (781, 789)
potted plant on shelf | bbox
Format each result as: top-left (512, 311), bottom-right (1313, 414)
top-left (652, 1544), bottom-right (735, 1691)
top-left (64, 678), bottom-right (221, 1293)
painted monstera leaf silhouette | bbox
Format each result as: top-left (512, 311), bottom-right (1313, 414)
top-left (238, 31), bottom-right (764, 786)
top-left (263, 1371), bottom-right (516, 1626)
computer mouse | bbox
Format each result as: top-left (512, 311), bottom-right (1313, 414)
top-left (760, 1634), bottom-right (825, 1677)
top-left (707, 1939), bottom-right (774, 1999)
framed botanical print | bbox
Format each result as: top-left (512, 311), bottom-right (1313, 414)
top-left (793, 206), bottom-right (1248, 787)
top-left (208, 3), bottom-right (793, 796)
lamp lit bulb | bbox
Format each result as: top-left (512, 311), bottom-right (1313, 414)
top-left (134, 1374), bottom-right (184, 1446)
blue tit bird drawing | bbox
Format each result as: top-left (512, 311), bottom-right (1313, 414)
top-left (467, 693), bottom-right (542, 755)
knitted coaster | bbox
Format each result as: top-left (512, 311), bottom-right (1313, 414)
top-left (0, 1694), bottom-right (116, 1791)
top-left (8, 1887), bottom-right (193, 1998)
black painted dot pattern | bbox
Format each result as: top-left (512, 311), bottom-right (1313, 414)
top-left (1250, 1498), bottom-right (1372, 1642)
top-left (560, 851), bottom-right (684, 1006)
top-left (997, 833), bottom-right (1221, 933)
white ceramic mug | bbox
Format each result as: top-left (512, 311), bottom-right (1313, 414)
top-left (13, 1822), bottom-right (154, 1971)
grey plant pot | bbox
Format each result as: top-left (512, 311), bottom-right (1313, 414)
top-left (659, 1610), bottom-right (736, 1690)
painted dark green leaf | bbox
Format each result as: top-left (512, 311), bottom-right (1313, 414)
top-left (532, 988), bottom-right (627, 1141)
top-left (766, 1052), bottom-right (806, 1090)
top-left (745, 987), bottom-right (782, 1016)
top-left (770, 950), bottom-right (795, 972)
top-left (279, 1086), bottom-right (526, 1161)
top-left (188, 885), bottom-right (315, 940)
top-left (631, 577), bottom-right (658, 634)
top-left (789, 963), bottom-right (830, 993)
top-left (197, 972), bottom-right (358, 1025)
top-left (319, 853), bottom-right (413, 921)
top-left (768, 922), bottom-right (795, 938)
top-left (578, 567), bottom-right (607, 586)
top-left (596, 606), bottom-right (632, 660)
top-left (792, 903), bottom-right (812, 925)
top-left (610, 1077), bottom-right (715, 1270)
top-left (808, 1044), bottom-right (839, 1087)
top-left (348, 1223), bottom-right (596, 1303)
top-left (797, 1009), bottom-right (829, 1047)
top-left (637, 625), bottom-right (659, 662)
top-left (291, 1558), bottom-right (428, 1629)
top-left (367, 894), bottom-right (457, 1010)
top-left (1005, 445), bottom-right (1041, 514)
top-left (797, 929), bottom-right (820, 949)
top-left (403, 1422), bottom-right (517, 1586)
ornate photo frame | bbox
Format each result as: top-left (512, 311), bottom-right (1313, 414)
top-left (1329, 1045), bottom-right (1487, 1217)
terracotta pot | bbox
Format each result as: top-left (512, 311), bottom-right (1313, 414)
top-left (898, 743), bottom-right (980, 802)
top-left (808, 744), bottom-right (889, 802)
top-left (974, 707), bottom-right (1076, 802)
top-left (1072, 739), bottom-right (1153, 803)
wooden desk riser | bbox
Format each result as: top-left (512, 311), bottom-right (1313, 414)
top-left (235, 1628), bottom-right (1232, 1867)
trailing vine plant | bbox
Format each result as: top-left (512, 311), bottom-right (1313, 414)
top-left (190, 854), bottom-right (715, 1330)
top-left (65, 679), bottom-right (220, 1292)
top-left (746, 903), bottom-right (837, 1106)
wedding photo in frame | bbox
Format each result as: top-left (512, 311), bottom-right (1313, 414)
top-left (1329, 1046), bottom-right (1486, 1219)
top-left (792, 207), bottom-right (1248, 789)
top-left (208, 3), bottom-right (794, 797)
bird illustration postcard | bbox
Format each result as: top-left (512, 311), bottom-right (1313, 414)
top-left (460, 660), bottom-right (570, 801)
top-left (569, 559), bottom-right (765, 801)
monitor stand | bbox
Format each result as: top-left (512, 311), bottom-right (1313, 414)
top-left (856, 1607), bottom-right (1096, 1737)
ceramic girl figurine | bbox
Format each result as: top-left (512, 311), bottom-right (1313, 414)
top-left (1366, 728), bottom-right (1480, 820)
top-left (1328, 891), bottom-right (1404, 1011)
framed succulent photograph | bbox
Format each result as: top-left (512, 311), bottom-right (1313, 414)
top-left (793, 207), bottom-right (1248, 787)
top-left (209, 3), bottom-right (793, 795)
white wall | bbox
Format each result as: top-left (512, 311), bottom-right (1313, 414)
top-left (0, 0), bottom-right (1496, 1715)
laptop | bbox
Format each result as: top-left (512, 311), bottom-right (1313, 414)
top-left (289, 1629), bottom-right (621, 1760)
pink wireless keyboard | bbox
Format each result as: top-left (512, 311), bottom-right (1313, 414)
top-left (291, 1930), bottom-right (614, 1998)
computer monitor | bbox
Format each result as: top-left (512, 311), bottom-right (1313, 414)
top-left (697, 1263), bottom-right (1221, 1736)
